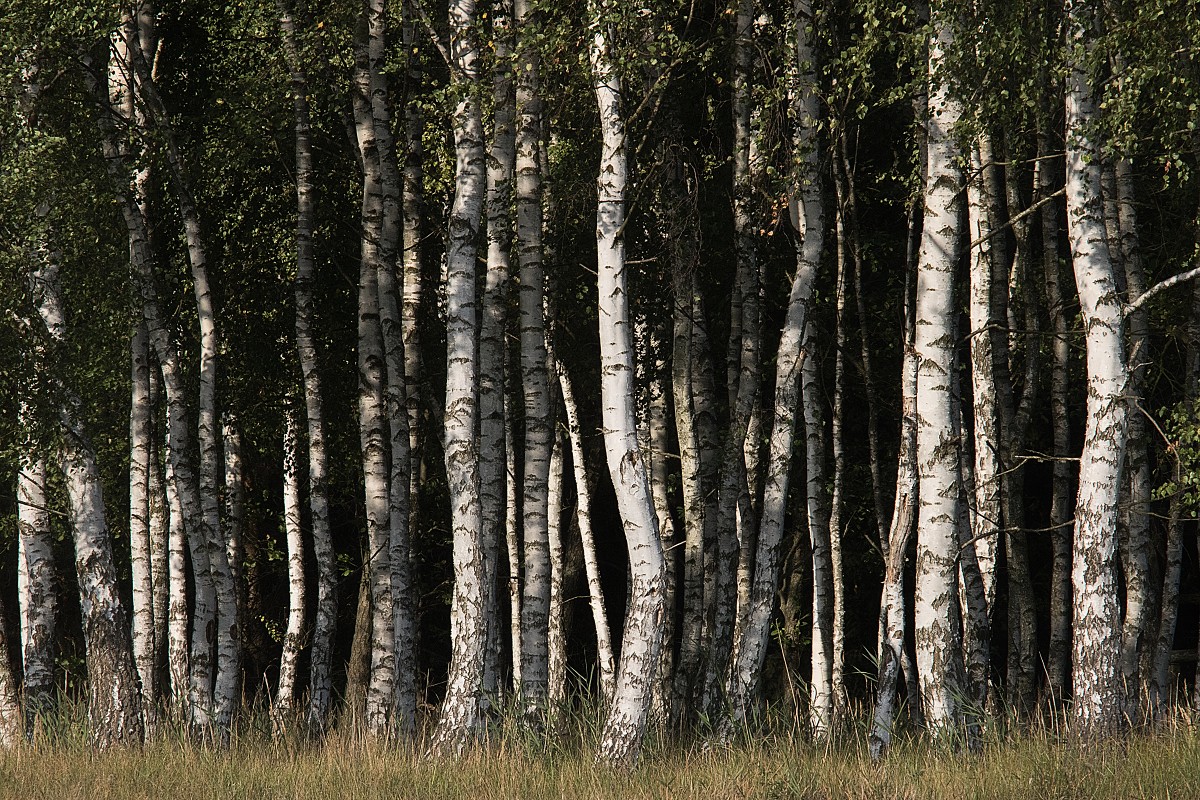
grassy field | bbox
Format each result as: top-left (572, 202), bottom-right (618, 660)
top-left (3, 712), bottom-right (1200, 800)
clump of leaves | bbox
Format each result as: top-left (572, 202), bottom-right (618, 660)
top-left (1154, 397), bottom-right (1200, 509)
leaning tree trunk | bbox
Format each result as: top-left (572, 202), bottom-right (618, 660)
top-left (590, 0), bottom-right (666, 765)
top-left (89, 28), bottom-right (215, 733)
top-left (30, 253), bottom-right (143, 748)
top-left (912, 9), bottom-right (967, 737)
top-left (1064, 0), bottom-right (1126, 738)
top-left (556, 355), bottom-right (617, 698)
top-left (429, 0), bottom-right (489, 756)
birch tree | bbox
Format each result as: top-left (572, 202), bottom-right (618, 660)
top-left (350, 0), bottom-right (396, 735)
top-left (912, 4), bottom-right (967, 737)
top-left (30, 251), bottom-right (143, 747)
top-left (589, 0), bottom-right (666, 765)
top-left (1064, 0), bottom-right (1125, 737)
top-left (273, 408), bottom-right (306, 719)
top-left (278, 0), bottom-right (337, 731)
top-left (721, 0), bottom-right (825, 738)
top-left (430, 0), bottom-right (489, 754)
top-left (478, 0), bottom-right (515, 712)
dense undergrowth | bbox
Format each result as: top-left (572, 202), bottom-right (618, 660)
top-left (3, 701), bottom-right (1200, 799)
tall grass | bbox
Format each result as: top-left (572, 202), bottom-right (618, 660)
top-left (3, 701), bottom-right (1199, 799)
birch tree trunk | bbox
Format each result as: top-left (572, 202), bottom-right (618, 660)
top-left (16, 403), bottom-right (55, 719)
top-left (480, 0), bottom-right (515, 714)
top-left (547, 428), bottom-right (567, 713)
top-left (705, 0), bottom-right (760, 717)
top-left (801, 325), bottom-right (834, 738)
top-left (279, 0), bottom-right (337, 732)
top-left (829, 201), bottom-right (847, 715)
top-left (869, 313), bottom-right (920, 760)
top-left (135, 41), bottom-right (240, 735)
top-left (31, 254), bottom-right (143, 747)
top-left (966, 140), bottom-right (1002, 630)
top-left (1064, 0), bottom-right (1126, 737)
top-left (351, 3), bottom-right (396, 735)
top-left (1114, 153), bottom-right (1152, 715)
top-left (130, 320), bottom-right (159, 733)
top-left (148, 391), bottom-right (169, 708)
top-left (429, 0), bottom-right (489, 755)
top-left (275, 408), bottom-right (306, 717)
top-left (0, 592), bottom-right (22, 748)
top-left (361, 0), bottom-right (417, 734)
top-left (164, 429), bottom-right (190, 718)
top-left (556, 357), bottom-right (617, 699)
top-left (912, 9), bottom-right (966, 737)
top-left (722, 0), bottom-right (824, 737)
top-left (590, 1), bottom-right (666, 764)
top-left (514, 0), bottom-right (554, 725)
top-left (89, 28), bottom-right (214, 732)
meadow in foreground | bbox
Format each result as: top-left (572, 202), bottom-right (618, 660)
top-left (3, 706), bottom-right (1199, 800)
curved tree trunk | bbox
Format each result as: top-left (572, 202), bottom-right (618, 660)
top-left (556, 358), bottom-right (617, 698)
top-left (590, 0), bottom-right (666, 765)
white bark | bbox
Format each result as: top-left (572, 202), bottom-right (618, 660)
top-left (0, 593), bottom-right (22, 748)
top-left (869, 329), bottom-right (919, 760)
top-left (479, 0), bottom-right (515, 714)
top-left (547, 428), bottom-right (567, 712)
top-left (801, 327), bottom-right (833, 738)
top-left (275, 409), bottom-right (306, 716)
top-left (130, 320), bottom-right (158, 732)
top-left (966, 142), bottom-right (1001, 623)
top-left (163, 425), bottom-right (190, 717)
top-left (31, 251), bottom-right (143, 747)
top-left (557, 358), bottom-right (616, 698)
top-left (16, 403), bottom-right (55, 716)
top-left (590, 2), bottom-right (666, 764)
top-left (429, 0), bottom-right (488, 755)
top-left (279, 0), bottom-right (337, 732)
top-left (1065, 0), bottom-right (1126, 736)
top-left (514, 0), bottom-right (553, 723)
top-left (722, 0), bottom-right (824, 737)
top-left (912, 11), bottom-right (966, 736)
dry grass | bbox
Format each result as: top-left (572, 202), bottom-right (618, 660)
top-left (3, 708), bottom-right (1200, 799)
